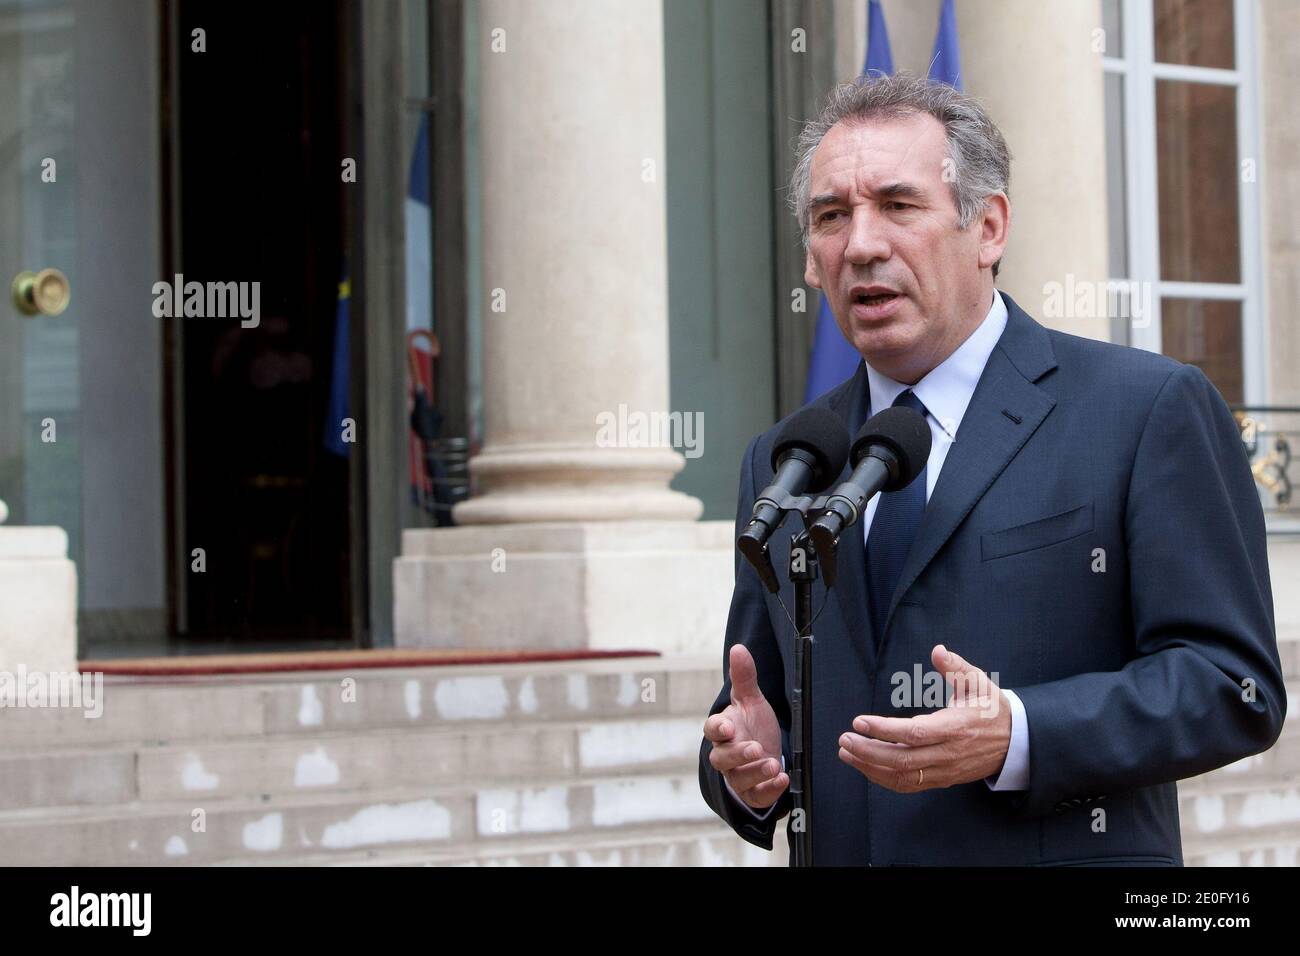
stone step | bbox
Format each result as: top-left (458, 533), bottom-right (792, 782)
top-left (1182, 827), bottom-right (1300, 866)
top-left (227, 817), bottom-right (1298, 868)
top-left (0, 772), bottom-right (716, 866)
top-left (215, 821), bottom-right (784, 867)
top-left (4, 662), bottom-right (1290, 756)
top-left (0, 655), bottom-right (723, 751)
top-left (5, 756), bottom-right (1295, 866)
top-left (2, 672), bottom-right (1294, 817)
top-left (0, 716), bottom-right (708, 811)
top-left (1178, 771), bottom-right (1300, 840)
top-left (1282, 637), bottom-right (1300, 681)
top-left (1, 656), bottom-right (1293, 868)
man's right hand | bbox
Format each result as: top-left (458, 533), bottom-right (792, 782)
top-left (703, 644), bottom-right (790, 811)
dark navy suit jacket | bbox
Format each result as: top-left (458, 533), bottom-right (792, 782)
top-left (699, 292), bottom-right (1287, 866)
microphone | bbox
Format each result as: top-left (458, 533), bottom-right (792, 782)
top-left (808, 405), bottom-right (931, 585)
top-left (738, 406), bottom-right (850, 592)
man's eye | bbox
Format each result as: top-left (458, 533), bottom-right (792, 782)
top-left (886, 201), bottom-right (913, 211)
top-left (818, 210), bottom-right (843, 223)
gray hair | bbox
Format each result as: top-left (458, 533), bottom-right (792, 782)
top-left (788, 71), bottom-right (1010, 276)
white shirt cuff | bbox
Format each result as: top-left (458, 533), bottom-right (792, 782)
top-left (725, 753), bottom-right (785, 819)
top-left (985, 688), bottom-right (1030, 791)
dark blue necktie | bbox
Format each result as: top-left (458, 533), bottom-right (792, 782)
top-left (865, 389), bottom-right (929, 647)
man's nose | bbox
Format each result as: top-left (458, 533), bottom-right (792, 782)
top-left (844, 208), bottom-right (891, 265)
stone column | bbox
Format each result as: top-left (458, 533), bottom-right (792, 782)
top-left (455, 0), bottom-right (701, 525)
top-left (1259, 0), bottom-right (1300, 407)
top-left (957, 0), bottom-right (1110, 342)
top-left (395, 0), bottom-right (731, 654)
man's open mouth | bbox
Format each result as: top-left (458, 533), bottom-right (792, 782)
top-left (854, 292), bottom-right (899, 306)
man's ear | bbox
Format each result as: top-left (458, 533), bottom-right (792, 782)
top-left (804, 247), bottom-right (822, 291)
top-left (977, 193), bottom-right (1010, 272)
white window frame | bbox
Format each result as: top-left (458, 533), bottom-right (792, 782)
top-left (1102, 0), bottom-right (1267, 404)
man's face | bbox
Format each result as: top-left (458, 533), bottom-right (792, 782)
top-left (803, 112), bottom-right (1003, 384)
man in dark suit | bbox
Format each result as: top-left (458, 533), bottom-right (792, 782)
top-left (698, 72), bottom-right (1286, 865)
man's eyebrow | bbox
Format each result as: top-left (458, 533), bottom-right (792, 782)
top-left (878, 181), bottom-right (924, 199)
top-left (806, 181), bottom-right (926, 213)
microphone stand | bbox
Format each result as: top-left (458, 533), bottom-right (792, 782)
top-left (788, 526), bottom-right (818, 868)
top-left (740, 492), bottom-right (838, 868)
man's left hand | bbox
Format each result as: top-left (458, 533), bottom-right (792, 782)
top-left (837, 644), bottom-right (1012, 792)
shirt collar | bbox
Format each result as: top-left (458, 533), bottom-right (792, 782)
top-left (864, 289), bottom-right (1009, 442)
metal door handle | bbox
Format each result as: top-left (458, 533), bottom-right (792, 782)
top-left (11, 268), bottom-right (71, 316)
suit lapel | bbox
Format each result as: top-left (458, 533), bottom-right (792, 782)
top-left (882, 293), bottom-right (1059, 636)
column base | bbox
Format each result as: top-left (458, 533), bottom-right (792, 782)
top-left (454, 489), bottom-right (704, 524)
top-left (453, 446), bottom-right (705, 524)
top-left (0, 527), bottom-right (78, 674)
top-left (394, 521), bottom-right (734, 656)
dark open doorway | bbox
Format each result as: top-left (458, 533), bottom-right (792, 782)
top-left (168, 0), bottom-right (358, 646)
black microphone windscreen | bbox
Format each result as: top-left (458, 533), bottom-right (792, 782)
top-left (851, 406), bottom-right (931, 491)
top-left (770, 406), bottom-right (851, 493)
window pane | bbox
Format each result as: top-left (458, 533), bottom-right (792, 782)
top-left (1156, 79), bottom-right (1240, 283)
top-left (1161, 298), bottom-right (1243, 403)
top-left (1154, 0), bottom-right (1234, 69)
top-left (1105, 71), bottom-right (1128, 278)
top-left (1102, 0), bottom-right (1123, 57)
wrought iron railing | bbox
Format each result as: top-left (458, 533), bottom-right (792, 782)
top-left (1232, 407), bottom-right (1298, 512)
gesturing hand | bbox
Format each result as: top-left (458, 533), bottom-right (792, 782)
top-left (703, 644), bottom-right (789, 810)
top-left (837, 644), bottom-right (1012, 792)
